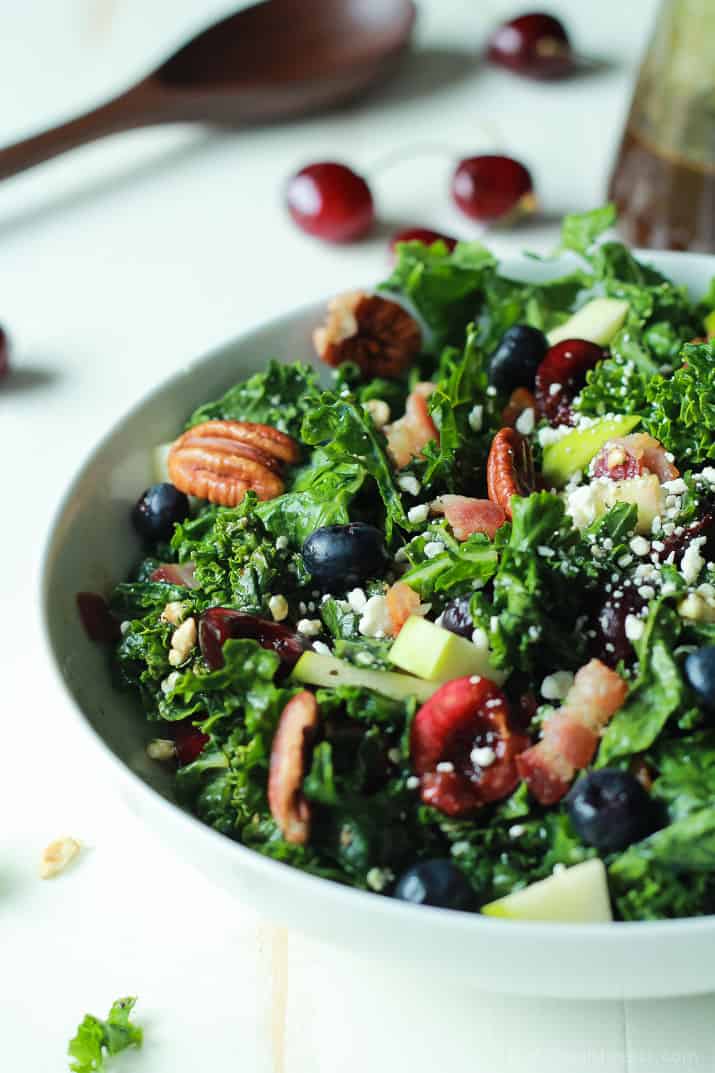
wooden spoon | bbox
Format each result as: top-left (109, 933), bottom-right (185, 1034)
top-left (0, 0), bottom-right (416, 181)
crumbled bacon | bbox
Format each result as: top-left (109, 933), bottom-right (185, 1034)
top-left (430, 495), bottom-right (507, 541)
top-left (384, 382), bottom-right (439, 469)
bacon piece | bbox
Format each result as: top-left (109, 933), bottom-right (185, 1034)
top-left (431, 495), bottom-right (507, 541)
top-left (150, 562), bottom-right (198, 588)
top-left (386, 581), bottom-right (421, 636)
top-left (384, 382), bottom-right (438, 469)
top-left (516, 659), bottom-right (627, 805)
top-left (591, 433), bottom-right (679, 483)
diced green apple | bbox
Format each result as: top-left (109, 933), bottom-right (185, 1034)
top-left (292, 651), bottom-right (438, 703)
top-left (547, 298), bottom-right (629, 347)
top-left (388, 616), bottom-right (506, 685)
top-left (481, 858), bottom-right (613, 923)
top-left (566, 474), bottom-right (664, 535)
top-left (542, 414), bottom-right (641, 487)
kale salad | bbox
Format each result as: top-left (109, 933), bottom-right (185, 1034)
top-left (105, 206), bottom-right (715, 922)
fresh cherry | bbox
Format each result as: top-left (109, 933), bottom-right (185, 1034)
top-left (487, 12), bottom-right (574, 80)
top-left (286, 162), bottom-right (374, 242)
top-left (451, 155), bottom-right (534, 224)
top-left (390, 227), bottom-right (457, 255)
top-left (198, 607), bottom-right (307, 673)
top-left (172, 718), bottom-right (209, 765)
top-left (535, 338), bottom-right (606, 426)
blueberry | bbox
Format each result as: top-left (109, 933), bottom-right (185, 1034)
top-left (441, 595), bottom-right (474, 639)
top-left (488, 324), bottom-right (548, 393)
top-left (131, 482), bottom-right (190, 543)
top-left (301, 523), bottom-right (387, 590)
top-left (567, 769), bottom-right (656, 853)
top-left (394, 859), bottom-right (474, 910)
top-left (685, 647), bottom-right (715, 711)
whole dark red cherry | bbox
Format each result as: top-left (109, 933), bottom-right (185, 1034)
top-left (286, 162), bottom-right (374, 242)
top-left (487, 12), bottom-right (574, 80)
top-left (451, 155), bottom-right (534, 224)
top-left (535, 338), bottom-right (606, 425)
top-left (390, 227), bottom-right (458, 255)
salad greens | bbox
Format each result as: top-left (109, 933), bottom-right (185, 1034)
top-left (68, 997), bottom-right (142, 1073)
top-left (108, 206), bottom-right (715, 921)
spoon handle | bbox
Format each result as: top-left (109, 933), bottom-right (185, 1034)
top-left (0, 86), bottom-right (150, 181)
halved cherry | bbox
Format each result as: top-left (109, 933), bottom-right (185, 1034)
top-left (535, 338), bottom-right (606, 426)
top-left (150, 562), bottom-right (198, 588)
top-left (390, 227), bottom-right (457, 256)
top-left (172, 718), bottom-right (209, 765)
top-left (410, 676), bottom-right (531, 817)
top-left (198, 607), bottom-right (307, 672)
top-left (591, 433), bottom-right (679, 482)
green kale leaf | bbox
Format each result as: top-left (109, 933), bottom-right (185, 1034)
top-left (255, 454), bottom-right (365, 547)
top-left (186, 359), bottom-right (319, 439)
top-left (642, 342), bottom-right (715, 464)
top-left (68, 997), bottom-right (142, 1073)
top-left (560, 204), bottom-right (617, 256)
top-left (650, 731), bottom-right (715, 821)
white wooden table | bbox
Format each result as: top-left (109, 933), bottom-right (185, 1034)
top-left (3, 1), bottom-right (715, 1069)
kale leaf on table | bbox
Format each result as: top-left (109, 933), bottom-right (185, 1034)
top-left (68, 996), bottom-right (142, 1073)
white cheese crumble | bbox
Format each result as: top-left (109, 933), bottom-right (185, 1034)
top-left (366, 867), bottom-right (394, 892)
top-left (436, 761), bottom-right (455, 773)
top-left (312, 640), bottom-right (332, 656)
top-left (347, 587), bottom-right (367, 613)
top-left (662, 477), bottom-right (687, 495)
top-left (541, 670), bottom-right (574, 701)
top-left (515, 407), bottom-right (535, 436)
top-left (423, 541), bottom-right (446, 559)
top-left (625, 614), bottom-right (645, 642)
top-left (508, 824), bottom-right (525, 839)
top-left (470, 745), bottom-right (496, 768)
top-left (161, 671), bottom-right (180, 695)
top-left (407, 503), bottom-right (430, 524)
top-left (296, 618), bottom-right (322, 637)
top-left (468, 404), bottom-right (484, 431)
top-left (471, 628), bottom-right (489, 650)
top-left (682, 537), bottom-right (707, 585)
top-left (364, 398), bottom-right (391, 428)
top-left (406, 775), bottom-right (420, 790)
top-left (548, 382), bottom-right (562, 397)
top-left (630, 536), bottom-right (650, 556)
top-left (268, 594), bottom-right (289, 622)
top-left (275, 535), bottom-right (289, 551)
top-left (397, 474), bottom-right (421, 496)
top-left (358, 594), bottom-right (392, 638)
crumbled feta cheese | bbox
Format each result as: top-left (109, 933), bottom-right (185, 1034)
top-left (469, 675), bottom-right (482, 685)
top-left (347, 587), bottom-right (367, 613)
top-left (549, 382), bottom-right (562, 397)
top-left (538, 424), bottom-right (572, 448)
top-left (451, 840), bottom-right (471, 857)
top-left (297, 618), bottom-right (322, 637)
top-left (364, 398), bottom-right (391, 428)
top-left (662, 477), bottom-right (687, 495)
top-left (486, 385), bottom-right (497, 397)
top-left (161, 671), bottom-right (180, 695)
top-left (682, 537), bottom-right (707, 585)
top-left (638, 585), bottom-right (656, 601)
top-left (625, 614), bottom-right (645, 642)
top-left (515, 407), bottom-right (535, 436)
top-left (424, 541), bottom-right (446, 559)
top-left (268, 594), bottom-right (289, 622)
top-left (366, 867), bottom-right (394, 892)
top-left (119, 620), bottom-right (131, 635)
top-left (468, 404), bottom-right (484, 431)
top-left (508, 824), bottom-right (525, 839)
top-left (406, 775), bottom-right (420, 790)
top-left (436, 761), bottom-right (455, 773)
top-left (397, 474), bottom-right (421, 496)
top-left (630, 536), bottom-right (650, 556)
top-left (470, 745), bottom-right (496, 768)
top-left (552, 863), bottom-right (566, 876)
top-left (537, 545), bottom-right (555, 558)
top-left (541, 670), bottom-right (574, 701)
top-left (617, 553), bottom-right (633, 568)
top-left (312, 640), bottom-right (332, 656)
top-left (387, 747), bottom-right (401, 765)
top-left (275, 535), bottom-right (289, 551)
top-left (471, 628), bottom-right (489, 650)
top-left (566, 483), bottom-right (603, 530)
top-left (407, 503), bottom-right (430, 524)
top-left (358, 594), bottom-right (392, 638)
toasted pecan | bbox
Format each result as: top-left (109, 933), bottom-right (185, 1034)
top-left (486, 427), bottom-right (535, 518)
top-left (268, 691), bottom-right (319, 845)
top-left (313, 290), bottom-right (421, 378)
top-left (168, 420), bottom-right (299, 507)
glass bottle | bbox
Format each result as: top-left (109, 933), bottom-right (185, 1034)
top-left (608, 0), bottom-right (715, 252)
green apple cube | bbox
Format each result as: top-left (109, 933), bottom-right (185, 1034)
top-left (388, 616), bottom-right (506, 685)
top-left (542, 414), bottom-right (641, 488)
top-left (547, 298), bottom-right (629, 347)
top-left (153, 441), bottom-right (172, 483)
top-left (603, 474), bottom-right (664, 534)
top-left (481, 858), bottom-right (613, 923)
top-left (292, 651), bottom-right (438, 703)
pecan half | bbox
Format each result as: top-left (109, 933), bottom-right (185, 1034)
top-left (168, 420), bottom-right (299, 506)
top-left (313, 290), bottom-right (421, 378)
top-left (268, 691), bottom-right (319, 845)
top-left (486, 427), bottom-right (535, 518)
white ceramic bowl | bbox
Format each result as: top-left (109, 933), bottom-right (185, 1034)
top-left (42, 250), bottom-right (715, 1000)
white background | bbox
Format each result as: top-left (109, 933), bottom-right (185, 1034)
top-left (3, 0), bottom-right (715, 1070)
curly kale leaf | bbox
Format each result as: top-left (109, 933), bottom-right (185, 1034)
top-left (68, 997), bottom-right (142, 1073)
top-left (560, 204), bottom-right (617, 256)
top-left (597, 602), bottom-right (685, 766)
top-left (301, 392), bottom-right (411, 541)
top-left (610, 809), bottom-right (715, 920)
top-left (255, 453), bottom-right (365, 547)
top-left (642, 342), bottom-right (715, 464)
top-left (378, 239), bottom-right (496, 352)
top-left (400, 523), bottom-right (498, 603)
top-left (650, 731), bottom-right (715, 822)
top-left (186, 359), bottom-right (319, 439)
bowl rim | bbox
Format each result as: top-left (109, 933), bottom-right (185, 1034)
top-left (40, 248), bottom-right (715, 942)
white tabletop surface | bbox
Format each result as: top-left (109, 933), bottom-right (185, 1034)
top-left (3, 0), bottom-right (715, 1069)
